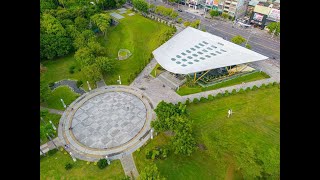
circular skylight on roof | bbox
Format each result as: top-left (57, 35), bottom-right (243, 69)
top-left (210, 53), bottom-right (216, 56)
top-left (190, 48), bottom-right (196, 51)
top-left (181, 64), bottom-right (187, 67)
top-left (181, 52), bottom-right (186, 55)
top-left (182, 59), bottom-right (187, 62)
top-left (176, 55), bottom-right (181, 58)
top-left (176, 61), bottom-right (181, 64)
top-left (215, 51), bottom-right (221, 54)
top-left (205, 55), bottom-right (211, 58)
top-left (192, 54), bottom-right (198, 57)
top-left (202, 41), bottom-right (209, 45)
top-left (171, 58), bottom-right (176, 61)
top-left (188, 62), bottom-right (193, 64)
top-left (194, 59), bottom-right (199, 62)
top-left (203, 49), bottom-right (208, 52)
top-left (186, 50), bottom-right (191, 53)
top-left (200, 57), bottom-right (205, 60)
top-left (187, 56), bottom-right (193, 59)
top-left (199, 43), bottom-right (205, 46)
top-left (207, 47), bottom-right (213, 50)
top-left (197, 51), bottom-right (203, 54)
top-left (195, 45), bottom-right (200, 49)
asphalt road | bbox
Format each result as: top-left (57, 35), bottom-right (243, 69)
top-left (147, 0), bottom-right (280, 61)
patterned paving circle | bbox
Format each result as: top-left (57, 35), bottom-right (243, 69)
top-left (71, 92), bottom-right (146, 149)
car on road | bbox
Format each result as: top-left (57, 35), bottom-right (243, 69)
top-left (178, 9), bottom-right (183, 12)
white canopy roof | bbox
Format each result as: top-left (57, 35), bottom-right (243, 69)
top-left (152, 27), bottom-right (268, 75)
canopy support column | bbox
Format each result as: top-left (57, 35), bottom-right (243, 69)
top-left (194, 73), bottom-right (196, 81)
top-left (194, 70), bottom-right (211, 83)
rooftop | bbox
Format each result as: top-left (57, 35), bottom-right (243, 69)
top-left (152, 27), bottom-right (268, 75)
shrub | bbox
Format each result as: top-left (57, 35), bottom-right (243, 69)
top-left (273, 82), bottom-right (278, 86)
top-left (232, 89), bottom-right (237, 95)
top-left (185, 98), bottom-right (190, 105)
top-left (245, 87), bottom-right (251, 92)
top-left (65, 163), bottom-right (73, 170)
top-left (47, 149), bottom-right (58, 156)
top-left (183, 21), bottom-right (190, 27)
top-left (193, 98), bottom-right (199, 104)
top-left (224, 90), bottom-right (230, 96)
top-left (239, 88), bottom-right (245, 94)
top-left (266, 82), bottom-right (273, 88)
top-left (76, 80), bottom-right (83, 88)
top-left (200, 97), bottom-right (207, 102)
top-left (48, 82), bottom-right (55, 88)
top-left (97, 159), bottom-right (108, 169)
top-left (216, 93), bottom-right (222, 98)
top-left (260, 83), bottom-right (266, 88)
top-left (161, 148), bottom-right (169, 159)
top-left (252, 85), bottom-right (258, 90)
top-left (146, 150), bottom-right (152, 159)
top-left (208, 94), bottom-right (214, 100)
top-left (177, 18), bottom-right (182, 23)
top-left (69, 65), bottom-right (76, 74)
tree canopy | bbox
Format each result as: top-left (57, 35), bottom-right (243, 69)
top-left (267, 22), bottom-right (280, 36)
top-left (132, 0), bottom-right (149, 13)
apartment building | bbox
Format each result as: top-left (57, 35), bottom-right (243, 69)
top-left (218, 0), bottom-right (249, 18)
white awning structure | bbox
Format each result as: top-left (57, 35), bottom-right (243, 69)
top-left (152, 27), bottom-right (268, 75)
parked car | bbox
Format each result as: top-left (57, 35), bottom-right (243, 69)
top-left (178, 9), bottom-right (183, 12)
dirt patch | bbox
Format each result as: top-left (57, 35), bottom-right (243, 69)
top-left (164, 130), bottom-right (175, 137)
top-left (197, 143), bottom-right (207, 151)
top-left (225, 163), bottom-right (235, 180)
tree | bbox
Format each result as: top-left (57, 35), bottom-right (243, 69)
top-left (74, 47), bottom-right (95, 67)
top-left (82, 64), bottom-right (102, 82)
top-left (40, 0), bottom-right (58, 13)
top-left (231, 35), bottom-right (246, 45)
top-left (97, 159), bottom-right (108, 169)
top-left (41, 13), bottom-right (67, 36)
top-left (190, 19), bottom-right (200, 28)
top-left (209, 9), bottom-right (219, 18)
top-left (221, 12), bottom-right (229, 19)
top-left (73, 30), bottom-right (95, 49)
top-left (267, 22), bottom-right (280, 36)
top-left (138, 164), bottom-right (166, 180)
top-left (132, 0), bottom-right (149, 13)
top-left (96, 56), bottom-right (116, 74)
top-left (75, 16), bottom-right (89, 31)
top-left (87, 39), bottom-right (106, 56)
top-left (40, 33), bottom-right (73, 60)
top-left (90, 13), bottom-right (111, 35)
top-left (183, 21), bottom-right (190, 27)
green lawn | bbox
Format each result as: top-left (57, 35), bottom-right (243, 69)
top-left (40, 150), bottom-right (126, 179)
top-left (43, 86), bottom-right (80, 110)
top-left (41, 55), bottom-right (93, 92)
top-left (98, 10), bottom-right (174, 85)
top-left (134, 86), bottom-right (280, 179)
top-left (177, 71), bottom-right (270, 96)
top-left (40, 111), bottom-right (61, 144)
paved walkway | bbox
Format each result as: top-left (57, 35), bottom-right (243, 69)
top-left (120, 154), bottom-right (139, 179)
top-left (40, 137), bottom-right (63, 155)
top-left (96, 79), bottom-right (107, 88)
top-left (40, 106), bottom-right (64, 115)
top-left (51, 79), bottom-right (86, 95)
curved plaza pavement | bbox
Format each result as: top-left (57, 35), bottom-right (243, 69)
top-left (58, 85), bottom-right (155, 161)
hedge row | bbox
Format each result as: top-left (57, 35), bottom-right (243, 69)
top-left (183, 82), bottom-right (279, 105)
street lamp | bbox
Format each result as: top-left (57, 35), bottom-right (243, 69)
top-left (245, 26), bottom-right (254, 47)
top-left (60, 98), bottom-right (66, 109)
top-left (87, 81), bottom-right (92, 91)
top-left (117, 75), bottom-right (122, 85)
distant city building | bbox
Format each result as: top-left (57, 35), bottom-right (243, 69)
top-left (217, 0), bottom-right (249, 18)
top-left (249, 2), bottom-right (279, 29)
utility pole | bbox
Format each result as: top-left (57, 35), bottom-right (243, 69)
top-left (245, 26), bottom-right (254, 46)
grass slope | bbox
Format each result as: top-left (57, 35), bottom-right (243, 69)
top-left (134, 86), bottom-right (280, 179)
top-left (177, 71), bottom-right (270, 96)
top-left (99, 11), bottom-right (173, 85)
top-left (40, 112), bottom-right (61, 144)
top-left (40, 150), bottom-right (126, 179)
top-left (43, 86), bottom-right (80, 110)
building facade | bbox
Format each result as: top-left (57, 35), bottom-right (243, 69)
top-left (218, 0), bottom-right (249, 18)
